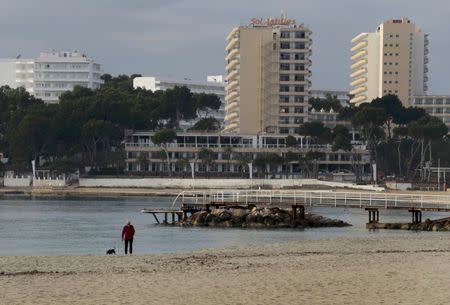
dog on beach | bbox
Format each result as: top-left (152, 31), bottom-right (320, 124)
top-left (106, 248), bottom-right (116, 255)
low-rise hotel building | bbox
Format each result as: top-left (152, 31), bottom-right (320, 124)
top-left (223, 17), bottom-right (312, 134)
top-left (124, 130), bottom-right (369, 178)
top-left (413, 95), bottom-right (450, 129)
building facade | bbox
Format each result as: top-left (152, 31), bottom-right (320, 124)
top-left (133, 76), bottom-right (226, 130)
top-left (223, 17), bottom-right (312, 134)
top-left (124, 130), bottom-right (369, 178)
top-left (0, 51), bottom-right (103, 103)
top-left (0, 58), bottom-right (35, 94)
top-left (413, 95), bottom-right (450, 129)
top-left (350, 18), bottom-right (429, 106)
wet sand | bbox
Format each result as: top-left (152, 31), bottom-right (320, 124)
top-left (1, 235), bottom-right (449, 305)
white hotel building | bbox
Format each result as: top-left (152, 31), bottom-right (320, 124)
top-left (0, 51), bottom-right (103, 103)
top-left (133, 76), bottom-right (226, 130)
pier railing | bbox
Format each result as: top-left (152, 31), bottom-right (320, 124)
top-left (172, 190), bottom-right (450, 211)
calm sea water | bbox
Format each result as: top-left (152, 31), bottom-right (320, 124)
top-left (0, 195), bottom-right (448, 256)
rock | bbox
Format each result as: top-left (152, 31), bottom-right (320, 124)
top-left (230, 208), bottom-right (248, 218)
top-left (217, 210), bottom-right (232, 222)
top-left (189, 211), bottom-right (209, 226)
top-left (400, 223), bottom-right (410, 230)
top-left (211, 209), bottom-right (226, 216)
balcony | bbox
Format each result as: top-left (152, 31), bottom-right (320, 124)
top-left (350, 86), bottom-right (367, 96)
top-left (351, 59), bottom-right (368, 70)
top-left (223, 122), bottom-right (238, 132)
top-left (226, 69), bottom-right (239, 82)
top-left (351, 33), bottom-right (368, 44)
top-left (350, 67), bottom-right (367, 79)
top-left (225, 90), bottom-right (239, 101)
top-left (350, 77), bottom-right (367, 87)
top-left (226, 28), bottom-right (239, 41)
top-left (225, 49), bottom-right (239, 61)
top-left (226, 37), bottom-right (239, 50)
top-left (226, 59), bottom-right (239, 72)
top-left (351, 41), bottom-right (368, 52)
top-left (225, 111), bottom-right (239, 121)
top-left (350, 94), bottom-right (367, 104)
top-left (225, 80), bottom-right (239, 92)
top-left (351, 50), bottom-right (368, 61)
top-left (225, 101), bottom-right (239, 112)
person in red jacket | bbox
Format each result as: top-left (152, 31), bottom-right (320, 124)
top-left (122, 221), bottom-right (135, 255)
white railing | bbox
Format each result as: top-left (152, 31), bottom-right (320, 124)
top-left (172, 190), bottom-right (450, 211)
top-left (124, 142), bottom-right (342, 150)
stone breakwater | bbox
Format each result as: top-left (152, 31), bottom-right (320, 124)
top-left (367, 217), bottom-right (450, 231)
top-left (179, 207), bottom-right (351, 229)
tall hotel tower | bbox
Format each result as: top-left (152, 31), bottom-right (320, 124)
top-left (350, 18), bottom-right (429, 106)
top-left (223, 17), bottom-right (312, 134)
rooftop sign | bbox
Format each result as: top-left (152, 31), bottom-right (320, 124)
top-left (250, 18), bottom-right (296, 26)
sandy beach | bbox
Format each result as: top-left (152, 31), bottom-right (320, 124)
top-left (1, 235), bottom-right (449, 305)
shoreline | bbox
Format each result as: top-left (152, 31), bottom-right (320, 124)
top-left (1, 185), bottom-right (449, 199)
top-left (2, 236), bottom-right (450, 304)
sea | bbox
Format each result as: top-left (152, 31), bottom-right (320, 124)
top-left (0, 195), bottom-right (448, 256)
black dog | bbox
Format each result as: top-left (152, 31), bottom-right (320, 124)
top-left (106, 248), bottom-right (116, 255)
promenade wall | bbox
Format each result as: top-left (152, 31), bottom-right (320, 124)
top-left (78, 178), bottom-right (384, 192)
top-left (4, 175), bottom-right (32, 187)
top-left (33, 178), bottom-right (67, 187)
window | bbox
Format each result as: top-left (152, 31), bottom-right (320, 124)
top-left (279, 117), bottom-right (290, 124)
top-left (280, 96), bottom-right (290, 103)
top-left (425, 99), bottom-right (433, 105)
top-left (435, 108), bottom-right (443, 114)
top-left (415, 99), bottom-right (423, 105)
top-left (280, 31), bottom-right (290, 38)
top-left (294, 107), bottom-right (304, 113)
top-left (294, 96), bottom-right (304, 103)
top-left (294, 86), bottom-right (304, 92)
top-left (436, 98), bottom-right (444, 105)
top-left (294, 53), bottom-right (305, 60)
top-left (446, 99), bottom-right (450, 105)
top-left (295, 42), bottom-right (305, 49)
top-left (280, 74), bottom-right (290, 81)
top-left (280, 128), bottom-right (289, 134)
top-left (280, 42), bottom-right (290, 49)
top-left (280, 85), bottom-right (290, 92)
top-left (280, 53), bottom-right (290, 60)
top-left (280, 63), bottom-right (290, 71)
top-left (294, 64), bottom-right (305, 71)
top-left (280, 107), bottom-right (289, 113)
top-left (295, 31), bottom-right (305, 39)
top-left (294, 74), bottom-right (305, 81)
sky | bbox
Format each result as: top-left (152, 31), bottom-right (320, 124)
top-left (0, 0), bottom-right (449, 93)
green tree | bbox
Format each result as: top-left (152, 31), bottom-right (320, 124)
top-left (285, 135), bottom-right (298, 147)
top-left (81, 119), bottom-right (116, 166)
top-left (190, 117), bottom-right (220, 131)
top-left (298, 121), bottom-right (332, 145)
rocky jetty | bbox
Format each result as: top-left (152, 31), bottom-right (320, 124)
top-left (367, 217), bottom-right (450, 231)
top-left (179, 207), bottom-right (350, 229)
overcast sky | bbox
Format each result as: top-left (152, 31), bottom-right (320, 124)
top-left (1, 0), bottom-right (449, 93)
